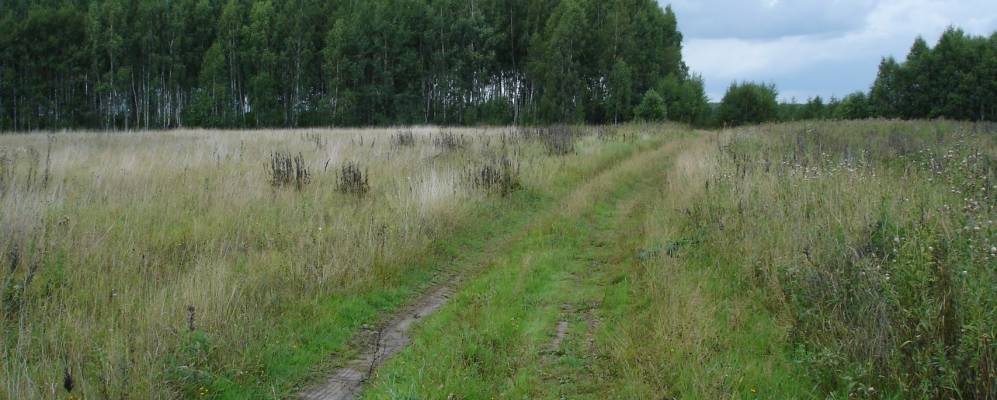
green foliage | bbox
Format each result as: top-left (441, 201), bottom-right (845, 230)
top-left (633, 89), bottom-right (667, 122)
top-left (0, 0), bottom-right (692, 130)
top-left (870, 28), bottom-right (997, 121)
top-left (655, 73), bottom-right (710, 125)
top-left (834, 92), bottom-right (872, 119)
top-left (533, 0), bottom-right (589, 123)
top-left (800, 96), bottom-right (827, 120)
top-left (606, 59), bottom-right (633, 123)
top-left (717, 82), bottom-right (778, 126)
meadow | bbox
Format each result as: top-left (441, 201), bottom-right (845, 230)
top-left (0, 125), bottom-right (666, 398)
top-left (2, 120), bottom-right (995, 399)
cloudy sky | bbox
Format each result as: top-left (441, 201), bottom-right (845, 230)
top-left (663, 0), bottom-right (997, 102)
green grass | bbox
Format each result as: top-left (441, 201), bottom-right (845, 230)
top-left (359, 134), bottom-right (784, 399)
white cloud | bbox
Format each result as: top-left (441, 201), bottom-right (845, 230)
top-left (666, 0), bottom-right (997, 101)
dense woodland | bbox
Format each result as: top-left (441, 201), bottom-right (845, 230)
top-left (1, 2), bottom-right (994, 131)
top-left (0, 0), bottom-right (713, 130)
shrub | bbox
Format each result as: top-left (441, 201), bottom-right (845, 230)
top-left (268, 152), bottom-right (311, 190)
top-left (391, 130), bottom-right (416, 147)
top-left (467, 152), bottom-right (521, 197)
top-left (337, 161), bottom-right (369, 196)
top-left (717, 81), bottom-right (779, 126)
top-left (634, 89), bottom-right (667, 122)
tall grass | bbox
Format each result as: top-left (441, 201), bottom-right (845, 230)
top-left (677, 120), bottom-right (995, 398)
top-left (0, 126), bottom-right (644, 398)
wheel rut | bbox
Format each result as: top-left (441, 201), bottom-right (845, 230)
top-left (300, 283), bottom-right (455, 400)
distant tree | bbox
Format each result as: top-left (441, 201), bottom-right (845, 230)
top-left (834, 92), bottom-right (872, 119)
top-left (777, 101), bottom-right (805, 122)
top-left (717, 82), bottom-right (778, 126)
top-left (800, 96), bottom-right (827, 120)
top-left (901, 36), bottom-right (934, 118)
top-left (869, 28), bottom-right (997, 121)
top-left (606, 59), bottom-right (633, 124)
top-left (869, 57), bottom-right (903, 118)
top-left (633, 89), bottom-right (667, 121)
top-left (532, 0), bottom-right (588, 123)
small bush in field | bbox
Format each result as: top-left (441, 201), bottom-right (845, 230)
top-left (519, 125), bottom-right (576, 156)
top-left (268, 152), bottom-right (311, 190)
top-left (392, 130), bottom-right (416, 148)
top-left (466, 152), bottom-right (521, 197)
top-left (337, 161), bottom-right (369, 196)
top-left (543, 126), bottom-right (577, 156)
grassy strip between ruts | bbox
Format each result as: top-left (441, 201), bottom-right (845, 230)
top-left (195, 134), bottom-right (670, 399)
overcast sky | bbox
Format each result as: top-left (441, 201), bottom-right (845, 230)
top-left (663, 0), bottom-right (997, 102)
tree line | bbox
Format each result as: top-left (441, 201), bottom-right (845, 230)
top-left (0, 0), bottom-right (711, 131)
top-left (717, 27), bottom-right (997, 127)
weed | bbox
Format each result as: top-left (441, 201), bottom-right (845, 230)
top-left (392, 130), bottom-right (416, 148)
top-left (520, 126), bottom-right (577, 156)
top-left (466, 151), bottom-right (521, 197)
top-left (268, 152), bottom-right (311, 190)
top-left (433, 131), bottom-right (466, 152)
top-left (337, 161), bottom-right (369, 196)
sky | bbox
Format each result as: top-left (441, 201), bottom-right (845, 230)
top-left (662, 0), bottom-right (997, 102)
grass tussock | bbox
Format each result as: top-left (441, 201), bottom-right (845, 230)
top-left (465, 150), bottom-right (522, 197)
top-left (336, 161), bottom-right (370, 196)
top-left (391, 130), bottom-right (416, 148)
top-left (268, 151), bottom-right (311, 190)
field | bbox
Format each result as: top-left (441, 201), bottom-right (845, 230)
top-left (2, 121), bottom-right (996, 399)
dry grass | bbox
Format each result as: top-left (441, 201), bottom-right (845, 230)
top-left (0, 126), bottom-right (645, 399)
